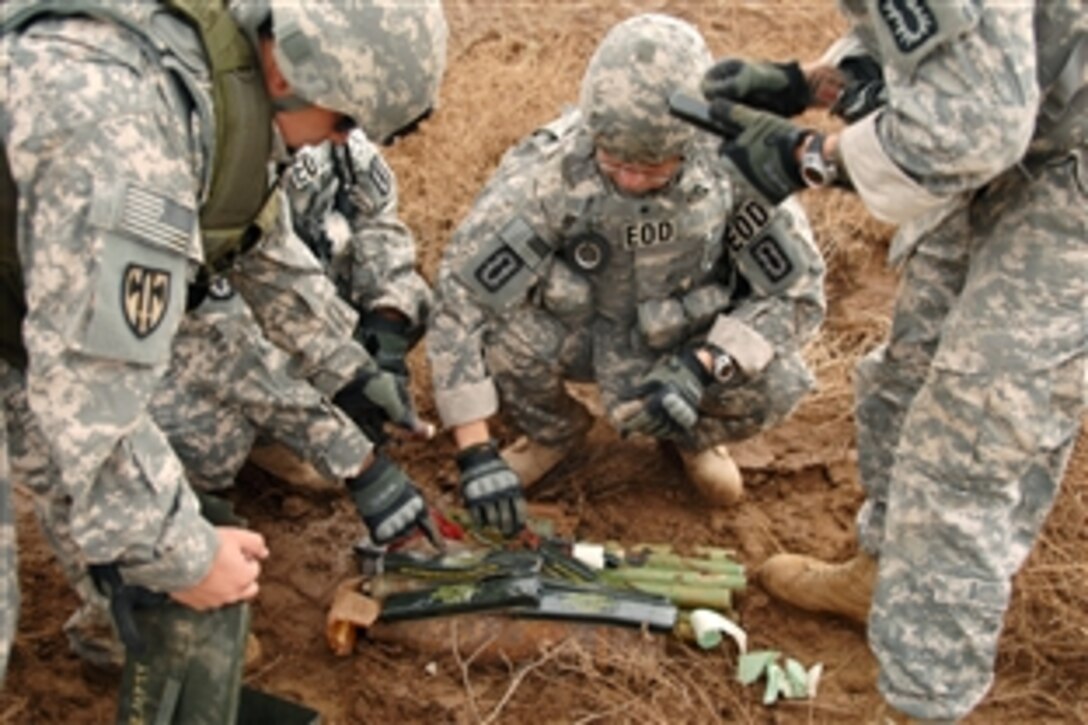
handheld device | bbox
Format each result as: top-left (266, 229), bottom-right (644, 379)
top-left (667, 91), bottom-right (743, 138)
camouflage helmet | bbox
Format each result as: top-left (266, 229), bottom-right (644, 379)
top-left (270, 0), bottom-right (448, 143)
top-left (579, 14), bottom-right (712, 163)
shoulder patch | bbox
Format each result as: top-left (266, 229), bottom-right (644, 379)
top-left (119, 185), bottom-right (194, 254)
top-left (867, 0), bottom-right (980, 77)
top-left (122, 263), bottom-right (172, 338)
top-left (877, 0), bottom-right (938, 53)
top-left (747, 235), bottom-right (795, 284)
top-left (457, 217), bottom-right (553, 311)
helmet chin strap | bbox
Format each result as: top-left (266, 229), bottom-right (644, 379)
top-left (271, 93), bottom-right (312, 113)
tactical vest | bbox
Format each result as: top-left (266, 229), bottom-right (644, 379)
top-left (0, 0), bottom-right (277, 370)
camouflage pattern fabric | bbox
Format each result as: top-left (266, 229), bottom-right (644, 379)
top-left (2, 17), bottom-right (219, 596)
top-left (152, 285), bottom-right (370, 491)
top-left (579, 13), bottom-right (711, 163)
top-left (228, 195), bottom-right (373, 398)
top-left (832, 1), bottom-right (1088, 719)
top-left (0, 361), bottom-right (17, 681)
top-left (429, 106), bottom-right (825, 452)
top-left (271, 0), bottom-right (448, 143)
top-left (284, 128), bottom-right (433, 332)
top-left (863, 151), bottom-right (1087, 721)
top-left (4, 357), bottom-right (122, 667)
top-left (0, 4), bottom-right (397, 676)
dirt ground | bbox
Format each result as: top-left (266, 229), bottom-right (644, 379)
top-left (3, 2), bottom-right (1086, 723)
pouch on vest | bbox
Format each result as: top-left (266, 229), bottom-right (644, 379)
top-left (541, 257), bottom-right (593, 322)
top-left (637, 297), bottom-right (688, 351)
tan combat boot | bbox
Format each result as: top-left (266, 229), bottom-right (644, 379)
top-left (678, 444), bottom-right (743, 506)
top-left (248, 443), bottom-right (334, 491)
top-left (501, 436), bottom-right (571, 487)
top-left (759, 551), bottom-right (878, 624)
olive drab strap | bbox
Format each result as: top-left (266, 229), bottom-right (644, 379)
top-left (0, 147), bottom-right (27, 371)
top-left (164, 0), bottom-right (275, 269)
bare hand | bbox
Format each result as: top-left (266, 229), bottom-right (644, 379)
top-left (170, 527), bottom-right (269, 611)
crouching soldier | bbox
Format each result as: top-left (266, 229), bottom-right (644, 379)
top-left (427, 13), bottom-right (826, 536)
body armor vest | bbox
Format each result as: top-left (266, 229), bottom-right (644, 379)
top-left (0, 0), bottom-right (276, 369)
top-left (552, 136), bottom-right (731, 327)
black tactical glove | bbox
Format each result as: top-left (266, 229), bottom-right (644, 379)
top-left (346, 454), bottom-right (429, 546)
top-left (333, 362), bottom-right (419, 443)
top-left (702, 58), bottom-right (811, 117)
top-left (617, 348), bottom-right (712, 440)
top-left (456, 442), bottom-right (527, 538)
top-left (708, 99), bottom-right (810, 204)
top-left (357, 312), bottom-right (416, 378)
top-left (831, 55), bottom-right (887, 123)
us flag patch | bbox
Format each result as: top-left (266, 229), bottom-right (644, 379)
top-left (120, 185), bottom-right (192, 253)
top-left (122, 264), bottom-right (171, 338)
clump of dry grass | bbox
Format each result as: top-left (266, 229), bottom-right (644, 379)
top-left (990, 436), bottom-right (1088, 721)
top-left (453, 633), bottom-right (758, 724)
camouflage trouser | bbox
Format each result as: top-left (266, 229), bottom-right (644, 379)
top-left (0, 360), bottom-right (20, 682)
top-left (858, 150), bottom-right (1088, 721)
top-left (486, 308), bottom-right (813, 451)
top-left (152, 290), bottom-right (369, 492)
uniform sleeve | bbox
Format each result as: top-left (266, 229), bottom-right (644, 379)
top-left (706, 197), bottom-right (826, 374)
top-left (428, 210), bottom-right (503, 428)
top-left (284, 134), bottom-right (434, 329)
top-left (230, 196), bottom-right (374, 397)
top-left (839, 4), bottom-right (1039, 224)
top-left (340, 169), bottom-right (433, 329)
top-left (4, 19), bottom-right (217, 591)
top-left (428, 170), bottom-right (547, 427)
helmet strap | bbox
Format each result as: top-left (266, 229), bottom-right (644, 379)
top-left (271, 93), bottom-right (312, 113)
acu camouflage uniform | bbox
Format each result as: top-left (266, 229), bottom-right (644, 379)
top-left (429, 17), bottom-right (825, 460)
top-left (827, 1), bottom-right (1087, 719)
top-left (0, 0), bottom-right (421, 679)
top-left (151, 125), bottom-right (435, 495)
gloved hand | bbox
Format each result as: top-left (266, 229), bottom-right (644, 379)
top-left (831, 55), bottom-right (887, 123)
top-left (346, 454), bottom-right (430, 546)
top-left (702, 58), bottom-right (811, 117)
top-left (708, 99), bottom-right (810, 204)
top-left (357, 311), bottom-right (416, 378)
top-left (616, 348), bottom-right (712, 440)
top-left (456, 442), bottom-right (526, 537)
top-left (333, 363), bottom-right (420, 442)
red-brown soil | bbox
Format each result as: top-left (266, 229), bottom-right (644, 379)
top-left (3, 2), bottom-right (1085, 723)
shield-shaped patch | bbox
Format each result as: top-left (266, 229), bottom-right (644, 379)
top-left (122, 264), bottom-right (172, 338)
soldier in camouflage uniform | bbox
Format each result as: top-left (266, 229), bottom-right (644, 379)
top-left (428, 14), bottom-right (826, 536)
top-left (700, 1), bottom-right (1087, 720)
top-left (156, 124), bottom-right (436, 499)
top-left (0, 0), bottom-right (446, 686)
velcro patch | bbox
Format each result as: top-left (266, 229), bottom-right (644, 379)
top-left (368, 156), bottom-right (392, 198)
top-left (457, 217), bottom-right (552, 311)
top-left (749, 235), bottom-right (795, 284)
top-left (474, 244), bottom-right (526, 293)
top-left (877, 0), bottom-right (938, 53)
top-left (122, 264), bottom-right (172, 338)
top-left (119, 185), bottom-right (193, 254)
